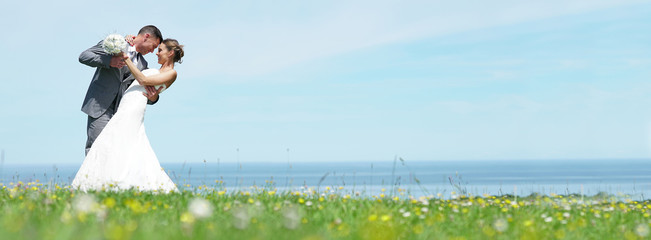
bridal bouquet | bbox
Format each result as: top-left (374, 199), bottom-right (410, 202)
top-left (102, 34), bottom-right (127, 55)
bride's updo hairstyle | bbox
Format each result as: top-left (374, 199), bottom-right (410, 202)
top-left (163, 39), bottom-right (184, 64)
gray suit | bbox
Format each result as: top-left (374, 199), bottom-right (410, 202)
top-left (79, 40), bottom-right (154, 155)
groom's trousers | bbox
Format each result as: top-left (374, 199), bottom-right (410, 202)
top-left (85, 98), bottom-right (117, 155)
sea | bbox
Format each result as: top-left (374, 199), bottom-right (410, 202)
top-left (1, 159), bottom-right (650, 199)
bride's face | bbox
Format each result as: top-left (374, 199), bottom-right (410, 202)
top-left (155, 44), bottom-right (173, 64)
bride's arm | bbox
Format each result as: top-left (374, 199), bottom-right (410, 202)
top-left (122, 54), bottom-right (177, 88)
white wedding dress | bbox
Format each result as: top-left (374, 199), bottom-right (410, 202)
top-left (72, 69), bottom-right (178, 192)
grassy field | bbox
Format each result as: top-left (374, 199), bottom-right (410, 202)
top-left (1, 181), bottom-right (650, 239)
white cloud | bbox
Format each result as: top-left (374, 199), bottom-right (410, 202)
top-left (184, 0), bottom-right (647, 77)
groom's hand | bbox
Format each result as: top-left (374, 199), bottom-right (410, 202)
top-left (110, 55), bottom-right (126, 68)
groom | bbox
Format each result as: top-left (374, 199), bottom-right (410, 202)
top-left (79, 25), bottom-right (164, 155)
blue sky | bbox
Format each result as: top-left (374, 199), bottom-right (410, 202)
top-left (1, 0), bottom-right (651, 164)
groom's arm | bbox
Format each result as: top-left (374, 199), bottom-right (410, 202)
top-left (145, 85), bottom-right (161, 105)
top-left (79, 41), bottom-right (124, 69)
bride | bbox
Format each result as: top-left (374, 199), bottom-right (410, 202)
top-left (71, 39), bottom-right (184, 192)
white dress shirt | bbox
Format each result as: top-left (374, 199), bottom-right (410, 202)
top-left (127, 45), bottom-right (138, 65)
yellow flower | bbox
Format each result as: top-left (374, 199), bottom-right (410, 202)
top-left (268, 191), bottom-right (276, 196)
top-left (218, 191), bottom-right (226, 196)
top-left (180, 212), bottom-right (195, 224)
top-left (368, 214), bottom-right (378, 221)
top-left (381, 215), bottom-right (391, 222)
top-left (413, 224), bottom-right (424, 234)
top-left (103, 197), bottom-right (116, 208)
top-left (299, 198), bottom-right (305, 204)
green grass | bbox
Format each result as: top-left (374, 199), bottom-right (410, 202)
top-left (1, 181), bottom-right (650, 239)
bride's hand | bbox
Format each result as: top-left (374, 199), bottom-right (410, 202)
top-left (143, 85), bottom-right (163, 101)
top-left (125, 34), bottom-right (135, 46)
top-left (120, 52), bottom-right (129, 61)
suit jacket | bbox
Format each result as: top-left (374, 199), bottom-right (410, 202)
top-left (79, 40), bottom-right (149, 118)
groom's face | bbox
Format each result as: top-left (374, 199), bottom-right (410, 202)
top-left (135, 34), bottom-right (161, 55)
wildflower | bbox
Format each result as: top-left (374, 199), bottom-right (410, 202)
top-left (232, 207), bottom-right (251, 230)
top-left (493, 218), bottom-right (508, 233)
top-left (60, 211), bottom-right (73, 223)
top-left (283, 207), bottom-right (301, 229)
top-left (103, 197), bottom-right (116, 208)
top-left (96, 207), bottom-right (107, 221)
top-left (544, 217), bottom-right (552, 223)
top-left (334, 218), bottom-right (342, 225)
top-left (73, 194), bottom-right (98, 214)
top-left (305, 201), bottom-right (313, 207)
top-left (368, 214), bottom-right (378, 222)
top-left (381, 215), bottom-right (391, 222)
top-left (636, 223), bottom-right (650, 237)
top-left (419, 197), bottom-right (430, 206)
top-left (180, 212), bottom-right (195, 224)
top-left (188, 198), bottom-right (213, 219)
top-left (403, 212), bottom-right (411, 217)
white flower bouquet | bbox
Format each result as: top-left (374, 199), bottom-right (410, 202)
top-left (102, 34), bottom-right (127, 55)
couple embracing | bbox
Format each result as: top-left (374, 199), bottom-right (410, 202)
top-left (71, 25), bottom-right (183, 192)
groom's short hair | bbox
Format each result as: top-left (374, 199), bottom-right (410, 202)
top-left (138, 25), bottom-right (163, 42)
